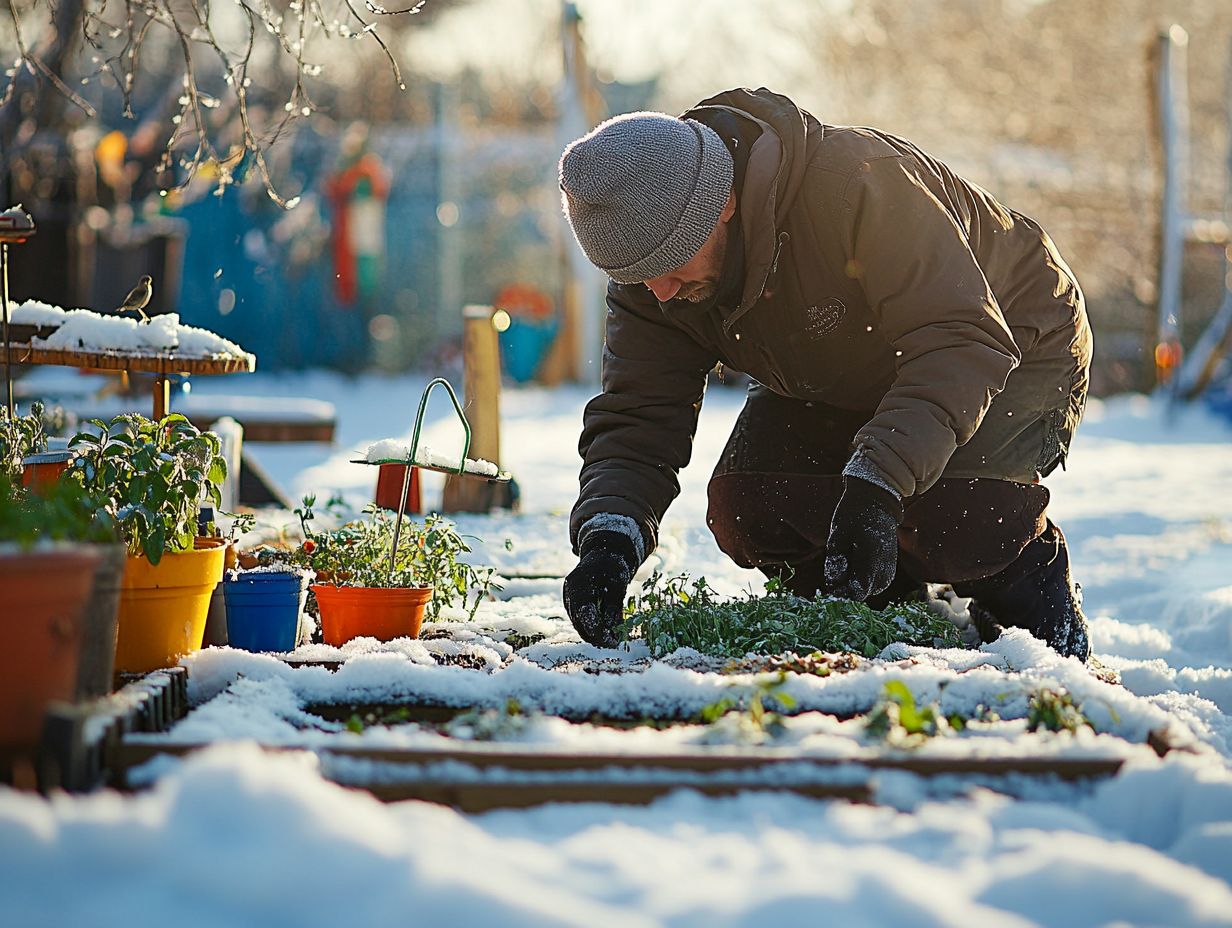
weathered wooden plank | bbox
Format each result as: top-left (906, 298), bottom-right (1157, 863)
top-left (359, 780), bottom-right (872, 811)
top-left (116, 740), bottom-right (1126, 782)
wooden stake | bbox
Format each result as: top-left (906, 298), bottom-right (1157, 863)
top-left (443, 305), bottom-right (510, 513)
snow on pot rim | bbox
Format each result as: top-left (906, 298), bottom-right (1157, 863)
top-left (225, 565), bottom-right (314, 585)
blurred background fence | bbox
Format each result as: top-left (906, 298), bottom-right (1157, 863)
top-left (2, 0), bottom-right (1230, 395)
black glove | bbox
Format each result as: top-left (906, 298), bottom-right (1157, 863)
top-left (563, 530), bottom-right (638, 647)
top-left (824, 476), bottom-right (904, 602)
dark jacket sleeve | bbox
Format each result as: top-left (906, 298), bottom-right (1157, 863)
top-left (569, 282), bottom-right (719, 556)
top-left (840, 156), bottom-right (1022, 498)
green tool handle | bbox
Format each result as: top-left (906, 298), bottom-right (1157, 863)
top-left (389, 377), bottom-right (474, 579)
top-left (409, 377), bottom-right (471, 475)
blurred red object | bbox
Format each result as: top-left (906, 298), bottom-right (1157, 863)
top-left (375, 463), bottom-right (421, 514)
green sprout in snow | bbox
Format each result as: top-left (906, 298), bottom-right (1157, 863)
top-left (1026, 686), bottom-right (1093, 733)
top-left (865, 680), bottom-right (965, 747)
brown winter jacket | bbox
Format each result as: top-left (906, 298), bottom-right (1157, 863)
top-left (570, 87), bottom-right (1092, 556)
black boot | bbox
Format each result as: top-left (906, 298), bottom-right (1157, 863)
top-left (951, 521), bottom-right (1091, 661)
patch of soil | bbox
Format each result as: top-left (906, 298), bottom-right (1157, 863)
top-left (723, 651), bottom-right (862, 677)
top-left (431, 651), bottom-right (491, 671)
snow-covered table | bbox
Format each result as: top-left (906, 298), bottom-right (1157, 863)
top-left (10, 344), bottom-right (256, 419)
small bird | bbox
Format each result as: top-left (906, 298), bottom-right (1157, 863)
top-left (116, 275), bottom-right (153, 323)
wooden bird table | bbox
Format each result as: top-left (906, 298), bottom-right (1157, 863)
top-left (7, 344), bottom-right (257, 419)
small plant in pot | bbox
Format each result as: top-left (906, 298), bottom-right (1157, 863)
top-left (0, 475), bottom-right (120, 748)
top-left (1, 402), bottom-right (79, 492)
top-left (67, 413), bottom-right (229, 674)
top-left (286, 494), bottom-right (498, 646)
top-left (220, 513), bottom-right (315, 654)
top-left (1, 401), bottom-right (47, 483)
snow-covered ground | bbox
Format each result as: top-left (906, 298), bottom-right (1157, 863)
top-left (3, 371), bottom-right (1231, 927)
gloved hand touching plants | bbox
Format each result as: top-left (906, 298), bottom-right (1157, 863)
top-left (824, 475), bottom-right (904, 601)
top-left (563, 530), bottom-right (637, 648)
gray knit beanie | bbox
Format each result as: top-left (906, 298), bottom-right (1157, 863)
top-left (559, 111), bottom-right (734, 284)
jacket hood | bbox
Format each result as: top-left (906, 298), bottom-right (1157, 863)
top-left (682, 88), bottom-right (814, 318)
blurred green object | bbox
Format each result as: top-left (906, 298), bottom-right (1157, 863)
top-left (0, 473), bottom-right (117, 549)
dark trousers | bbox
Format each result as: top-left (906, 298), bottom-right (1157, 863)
top-left (705, 385), bottom-right (1089, 657)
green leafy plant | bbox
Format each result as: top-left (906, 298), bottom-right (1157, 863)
top-left (0, 401), bottom-right (48, 482)
top-left (1026, 686), bottom-right (1093, 733)
top-left (66, 413), bottom-right (226, 564)
top-left (0, 473), bottom-right (118, 548)
top-left (698, 672), bottom-right (797, 736)
top-left (222, 510), bottom-right (257, 540)
top-left (625, 573), bottom-right (964, 659)
top-left (864, 680), bottom-right (964, 747)
top-left (286, 494), bottom-right (499, 620)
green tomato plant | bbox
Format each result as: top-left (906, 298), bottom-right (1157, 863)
top-left (285, 494), bottom-right (499, 621)
top-left (67, 413), bottom-right (226, 565)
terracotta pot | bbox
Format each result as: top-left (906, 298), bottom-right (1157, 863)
top-left (312, 584), bottom-right (433, 646)
top-left (0, 545), bottom-right (103, 748)
top-left (76, 543), bottom-right (128, 700)
top-left (21, 450), bottom-right (74, 495)
top-left (114, 538), bottom-right (226, 674)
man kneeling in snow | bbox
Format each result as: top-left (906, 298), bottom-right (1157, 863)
top-left (558, 88), bottom-right (1092, 661)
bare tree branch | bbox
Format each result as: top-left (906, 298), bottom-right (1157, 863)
top-left (0, 0), bottom-right (438, 208)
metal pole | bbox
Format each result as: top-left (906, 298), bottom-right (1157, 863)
top-left (1156, 25), bottom-right (1189, 390)
top-left (1176, 35), bottom-right (1232, 399)
top-left (559, 1), bottom-right (606, 386)
top-left (2, 243), bottom-right (12, 415)
top-left (388, 463), bottom-right (414, 580)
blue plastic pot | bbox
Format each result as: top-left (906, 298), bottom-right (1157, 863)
top-left (500, 318), bottom-right (558, 383)
top-left (222, 571), bottom-right (306, 653)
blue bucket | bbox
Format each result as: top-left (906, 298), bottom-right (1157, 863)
top-left (223, 571), bottom-right (306, 653)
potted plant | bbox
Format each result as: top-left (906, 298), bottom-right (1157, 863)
top-left (0, 475), bottom-right (120, 748)
top-left (1, 401), bottom-right (46, 482)
top-left (67, 413), bottom-right (229, 674)
top-left (287, 495), bottom-right (498, 646)
top-left (215, 512), bottom-right (313, 654)
top-left (222, 565), bottom-right (312, 653)
top-left (0, 402), bottom-right (82, 493)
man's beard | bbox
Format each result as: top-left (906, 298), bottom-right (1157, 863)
top-left (676, 277), bottom-right (721, 303)
top-left (674, 220), bottom-right (728, 303)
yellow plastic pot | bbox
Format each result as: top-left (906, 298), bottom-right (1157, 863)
top-left (115, 538), bottom-right (226, 674)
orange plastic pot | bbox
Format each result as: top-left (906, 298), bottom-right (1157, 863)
top-left (21, 450), bottom-right (74, 495)
top-left (0, 546), bottom-right (103, 748)
top-left (312, 584), bottom-right (433, 646)
top-left (115, 538), bottom-right (226, 674)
